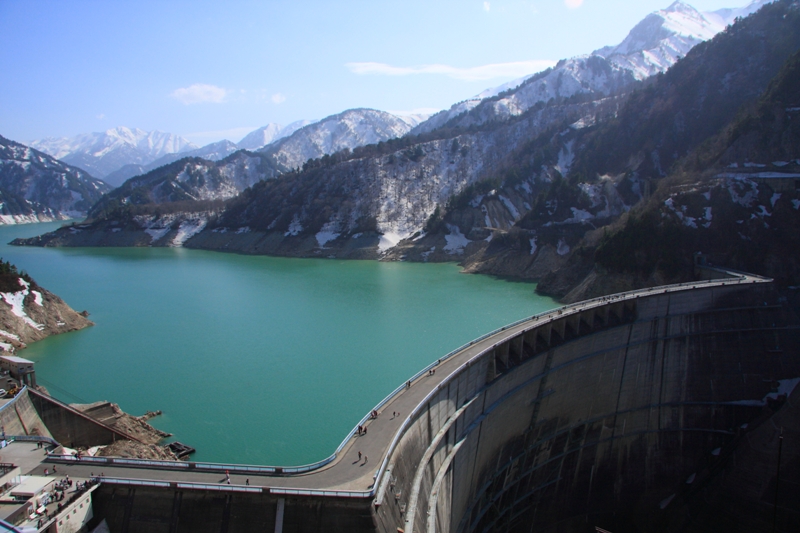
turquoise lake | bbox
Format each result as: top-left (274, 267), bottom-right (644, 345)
top-left (0, 222), bottom-right (558, 466)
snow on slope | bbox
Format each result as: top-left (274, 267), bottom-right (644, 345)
top-left (262, 109), bottom-right (419, 170)
top-left (0, 135), bottom-right (111, 222)
top-left (237, 120), bottom-right (318, 151)
top-left (414, 1), bottom-right (756, 134)
top-left (30, 127), bottom-right (197, 178)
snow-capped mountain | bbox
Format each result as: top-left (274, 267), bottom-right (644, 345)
top-left (0, 135), bottom-right (112, 223)
top-left (708, 0), bottom-right (774, 25)
top-left (414, 1), bottom-right (759, 134)
top-left (30, 127), bottom-right (197, 180)
top-left (260, 109), bottom-right (422, 170)
top-left (236, 120), bottom-right (317, 151)
top-left (103, 139), bottom-right (244, 187)
top-left (236, 124), bottom-right (284, 151)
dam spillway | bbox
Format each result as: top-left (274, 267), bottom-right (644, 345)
top-left (35, 269), bottom-right (800, 532)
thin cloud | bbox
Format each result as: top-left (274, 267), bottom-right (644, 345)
top-left (271, 93), bottom-right (287, 104)
top-left (170, 84), bottom-right (228, 105)
top-left (483, 2), bottom-right (491, 12)
top-left (346, 60), bottom-right (556, 82)
top-left (564, 0), bottom-right (584, 9)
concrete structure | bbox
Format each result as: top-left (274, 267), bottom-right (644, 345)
top-left (0, 356), bottom-right (36, 388)
top-left (9, 269), bottom-right (800, 532)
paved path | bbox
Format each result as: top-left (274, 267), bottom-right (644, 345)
top-left (31, 272), bottom-right (769, 494)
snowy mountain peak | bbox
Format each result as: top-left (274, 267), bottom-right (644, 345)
top-left (29, 127), bottom-right (197, 179)
top-left (237, 124), bottom-right (284, 151)
top-left (261, 108), bottom-right (420, 170)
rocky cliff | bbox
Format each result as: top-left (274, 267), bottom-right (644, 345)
top-left (0, 260), bottom-right (92, 351)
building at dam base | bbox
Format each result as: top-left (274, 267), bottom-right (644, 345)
top-left (2, 269), bottom-right (799, 532)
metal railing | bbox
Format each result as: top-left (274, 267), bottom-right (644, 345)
top-left (43, 270), bottom-right (771, 498)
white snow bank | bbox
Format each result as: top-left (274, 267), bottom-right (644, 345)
top-left (444, 224), bottom-right (470, 255)
top-left (315, 230), bottom-right (340, 247)
top-left (0, 279), bottom-right (44, 331)
top-left (284, 215), bottom-right (303, 237)
top-left (557, 239), bottom-right (570, 256)
top-left (171, 218), bottom-right (207, 247)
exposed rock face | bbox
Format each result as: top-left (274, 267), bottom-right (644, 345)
top-left (0, 269), bottom-right (92, 350)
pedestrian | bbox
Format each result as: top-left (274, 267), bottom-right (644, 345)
top-left (44, 468), bottom-right (49, 476)
top-left (246, 479), bottom-right (249, 486)
top-left (53, 466), bottom-right (57, 474)
top-left (363, 455), bottom-right (368, 464)
top-left (225, 470), bottom-right (230, 483)
top-left (358, 451), bottom-right (362, 460)
top-left (364, 426), bottom-right (367, 435)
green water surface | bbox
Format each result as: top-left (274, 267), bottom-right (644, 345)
top-left (0, 222), bottom-right (557, 465)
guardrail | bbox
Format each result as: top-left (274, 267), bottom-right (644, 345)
top-left (46, 270), bottom-right (772, 496)
top-left (0, 385), bottom-right (27, 416)
top-left (368, 268), bottom-right (772, 498)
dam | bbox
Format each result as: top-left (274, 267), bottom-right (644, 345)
top-left (4, 267), bottom-right (799, 532)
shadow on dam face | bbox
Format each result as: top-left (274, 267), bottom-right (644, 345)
top-left (375, 282), bottom-right (800, 533)
top-left (84, 276), bottom-right (800, 533)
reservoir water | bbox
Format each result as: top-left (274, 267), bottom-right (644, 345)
top-left (0, 222), bottom-right (558, 465)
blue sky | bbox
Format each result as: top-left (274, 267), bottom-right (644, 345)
top-left (0, 0), bottom-right (754, 145)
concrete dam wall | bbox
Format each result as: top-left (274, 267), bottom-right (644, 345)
top-left (374, 280), bottom-right (799, 533)
top-left (80, 274), bottom-right (799, 533)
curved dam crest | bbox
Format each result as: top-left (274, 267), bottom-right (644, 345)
top-left (25, 267), bottom-right (800, 533)
top-left (0, 221), bottom-right (559, 465)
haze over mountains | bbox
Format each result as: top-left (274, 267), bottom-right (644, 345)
top-left (25, 1), bottom-right (765, 190)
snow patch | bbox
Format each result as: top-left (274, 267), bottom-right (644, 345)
top-left (498, 195), bottom-right (520, 220)
top-left (171, 218), bottom-right (207, 247)
top-left (315, 231), bottom-right (340, 247)
top-left (0, 279), bottom-right (44, 330)
top-left (557, 239), bottom-right (571, 256)
top-left (793, 200), bottom-right (800, 210)
top-left (555, 141), bottom-right (575, 176)
top-left (444, 224), bottom-right (470, 255)
top-left (378, 232), bottom-right (409, 252)
top-left (31, 291), bottom-right (43, 306)
top-left (284, 215), bottom-right (303, 237)
top-left (770, 193), bottom-right (781, 208)
top-left (725, 178), bottom-right (759, 207)
top-left (529, 237), bottom-right (538, 256)
top-left (0, 330), bottom-right (20, 341)
top-left (236, 226), bottom-right (251, 234)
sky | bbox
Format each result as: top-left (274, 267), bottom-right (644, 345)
top-left (0, 0), bottom-right (758, 146)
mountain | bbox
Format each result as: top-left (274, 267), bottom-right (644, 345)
top-left (236, 120), bottom-right (317, 151)
top-left (29, 127), bottom-right (197, 180)
top-left (0, 135), bottom-right (112, 223)
top-left (412, 1), bottom-right (740, 136)
top-left (259, 108), bottom-right (422, 170)
top-left (16, 1), bottom-right (800, 297)
top-left (102, 140), bottom-right (242, 188)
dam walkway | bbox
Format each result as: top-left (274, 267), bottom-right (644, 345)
top-left (34, 269), bottom-right (772, 500)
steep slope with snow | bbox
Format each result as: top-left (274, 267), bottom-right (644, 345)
top-left (236, 121), bottom-right (318, 151)
top-left (0, 260), bottom-right (93, 349)
top-left (260, 109), bottom-right (419, 170)
top-left (30, 127), bottom-right (197, 179)
top-left (413, 1), bottom-right (741, 135)
top-left (0, 136), bottom-right (112, 223)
